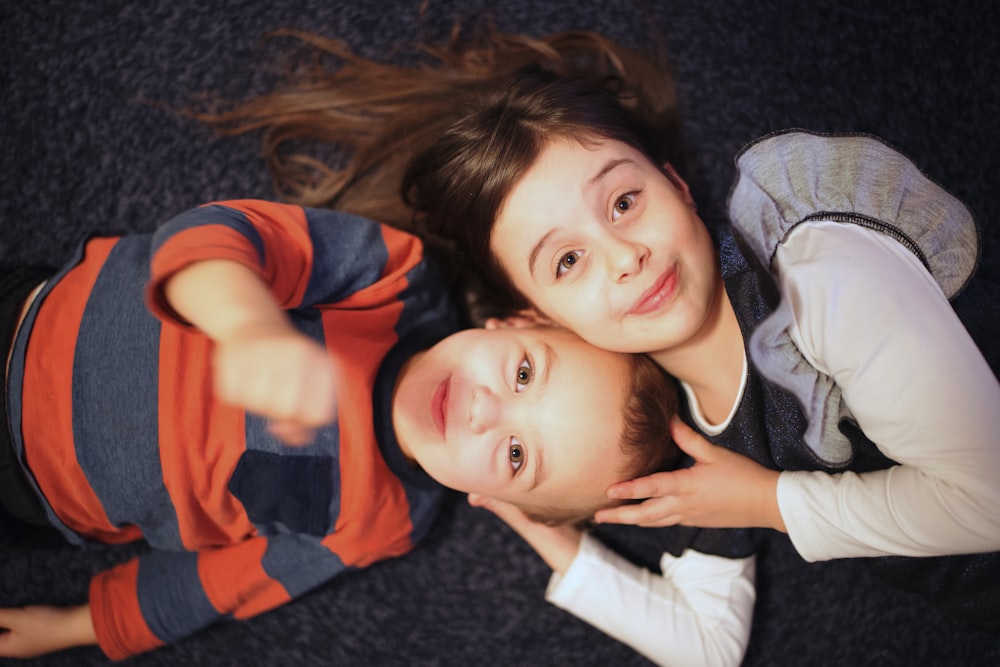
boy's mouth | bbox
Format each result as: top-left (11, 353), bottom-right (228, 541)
top-left (628, 266), bottom-right (678, 316)
top-left (432, 376), bottom-right (450, 436)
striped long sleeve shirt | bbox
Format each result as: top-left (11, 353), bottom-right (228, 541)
top-left (5, 200), bottom-right (460, 659)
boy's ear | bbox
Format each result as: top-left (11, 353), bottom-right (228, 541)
top-left (485, 309), bottom-right (550, 330)
top-left (661, 163), bottom-right (695, 207)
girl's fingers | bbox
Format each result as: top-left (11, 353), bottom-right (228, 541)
top-left (670, 417), bottom-right (719, 462)
top-left (607, 470), bottom-right (678, 500)
top-left (594, 496), bottom-right (678, 526)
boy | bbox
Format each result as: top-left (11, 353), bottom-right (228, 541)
top-left (0, 200), bottom-right (684, 660)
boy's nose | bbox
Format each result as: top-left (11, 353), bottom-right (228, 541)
top-left (468, 386), bottom-right (501, 434)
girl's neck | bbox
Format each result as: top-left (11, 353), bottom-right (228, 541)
top-left (650, 284), bottom-right (744, 425)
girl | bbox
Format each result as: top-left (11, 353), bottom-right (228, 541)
top-left (211, 28), bottom-right (1000, 631)
top-left (403, 78), bottom-right (1000, 629)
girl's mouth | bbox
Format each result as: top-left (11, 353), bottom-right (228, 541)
top-left (629, 266), bottom-right (678, 315)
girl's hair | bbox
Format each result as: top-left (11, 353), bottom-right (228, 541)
top-left (520, 351), bottom-right (681, 527)
top-left (200, 25), bottom-right (679, 315)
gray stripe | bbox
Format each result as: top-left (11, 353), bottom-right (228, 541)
top-left (261, 532), bottom-right (348, 598)
top-left (137, 549), bottom-right (222, 644)
top-left (301, 208), bottom-right (387, 306)
top-left (72, 236), bottom-right (183, 547)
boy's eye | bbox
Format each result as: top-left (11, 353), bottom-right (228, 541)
top-left (612, 193), bottom-right (636, 222)
top-left (515, 357), bottom-right (533, 392)
top-left (509, 437), bottom-right (525, 473)
top-left (556, 251), bottom-right (581, 278)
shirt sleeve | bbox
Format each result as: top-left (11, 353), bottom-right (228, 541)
top-left (544, 533), bottom-right (755, 667)
top-left (146, 199), bottom-right (425, 322)
top-left (90, 532), bottom-right (351, 660)
top-left (774, 220), bottom-right (1000, 560)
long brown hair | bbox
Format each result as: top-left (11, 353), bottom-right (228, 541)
top-left (199, 26), bottom-right (679, 267)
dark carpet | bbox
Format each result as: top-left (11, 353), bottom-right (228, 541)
top-left (2, 1), bottom-right (998, 665)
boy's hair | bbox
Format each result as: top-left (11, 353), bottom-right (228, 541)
top-left (518, 352), bottom-right (681, 527)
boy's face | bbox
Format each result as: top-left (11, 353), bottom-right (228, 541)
top-left (491, 137), bottom-right (721, 358)
top-left (393, 324), bottom-right (632, 515)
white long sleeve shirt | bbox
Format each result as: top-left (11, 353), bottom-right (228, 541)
top-left (545, 533), bottom-right (755, 667)
top-left (773, 220), bottom-right (1000, 560)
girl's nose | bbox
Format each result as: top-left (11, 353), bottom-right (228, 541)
top-left (604, 234), bottom-right (647, 282)
top-left (468, 386), bottom-right (501, 434)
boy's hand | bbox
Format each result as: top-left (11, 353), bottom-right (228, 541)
top-left (163, 260), bottom-right (337, 446)
top-left (0, 604), bottom-right (97, 657)
top-left (213, 328), bottom-right (337, 446)
top-left (468, 494), bottom-right (583, 575)
top-left (595, 418), bottom-right (786, 532)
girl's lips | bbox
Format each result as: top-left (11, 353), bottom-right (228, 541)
top-left (629, 267), bottom-right (678, 315)
top-left (432, 376), bottom-right (449, 436)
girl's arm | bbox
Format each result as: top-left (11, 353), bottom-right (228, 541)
top-left (470, 496), bottom-right (755, 667)
top-left (598, 220), bottom-right (1000, 560)
top-left (775, 220), bottom-right (1000, 560)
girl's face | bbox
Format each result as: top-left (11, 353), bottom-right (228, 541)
top-left (491, 138), bottom-right (721, 357)
top-left (392, 323), bottom-right (631, 515)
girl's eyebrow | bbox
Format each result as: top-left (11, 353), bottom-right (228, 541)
top-left (528, 228), bottom-right (558, 278)
top-left (589, 157), bottom-right (634, 187)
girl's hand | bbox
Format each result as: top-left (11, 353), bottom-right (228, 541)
top-left (0, 604), bottom-right (97, 657)
top-left (468, 494), bottom-right (583, 574)
top-left (213, 328), bottom-right (337, 446)
top-left (595, 418), bottom-right (786, 532)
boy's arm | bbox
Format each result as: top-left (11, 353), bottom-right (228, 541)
top-left (164, 258), bottom-right (336, 443)
top-left (90, 531), bottom-right (363, 660)
top-left (147, 200), bottom-right (429, 442)
top-left (0, 604), bottom-right (96, 658)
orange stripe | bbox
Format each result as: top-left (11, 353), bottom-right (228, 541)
top-left (156, 323), bottom-right (253, 550)
top-left (322, 302), bottom-right (415, 567)
top-left (21, 238), bottom-right (135, 541)
top-left (324, 226), bottom-right (428, 565)
top-left (207, 200), bottom-right (314, 309)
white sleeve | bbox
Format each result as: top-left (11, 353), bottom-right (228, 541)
top-left (544, 533), bottom-right (755, 667)
top-left (774, 220), bottom-right (1000, 561)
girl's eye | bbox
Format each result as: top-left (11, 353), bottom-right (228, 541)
top-left (612, 193), bottom-right (636, 222)
top-left (509, 437), bottom-right (525, 473)
top-left (556, 251), bottom-right (581, 278)
top-left (515, 357), bottom-right (533, 392)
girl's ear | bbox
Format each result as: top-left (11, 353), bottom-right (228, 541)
top-left (661, 163), bottom-right (695, 207)
top-left (484, 309), bottom-right (551, 330)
